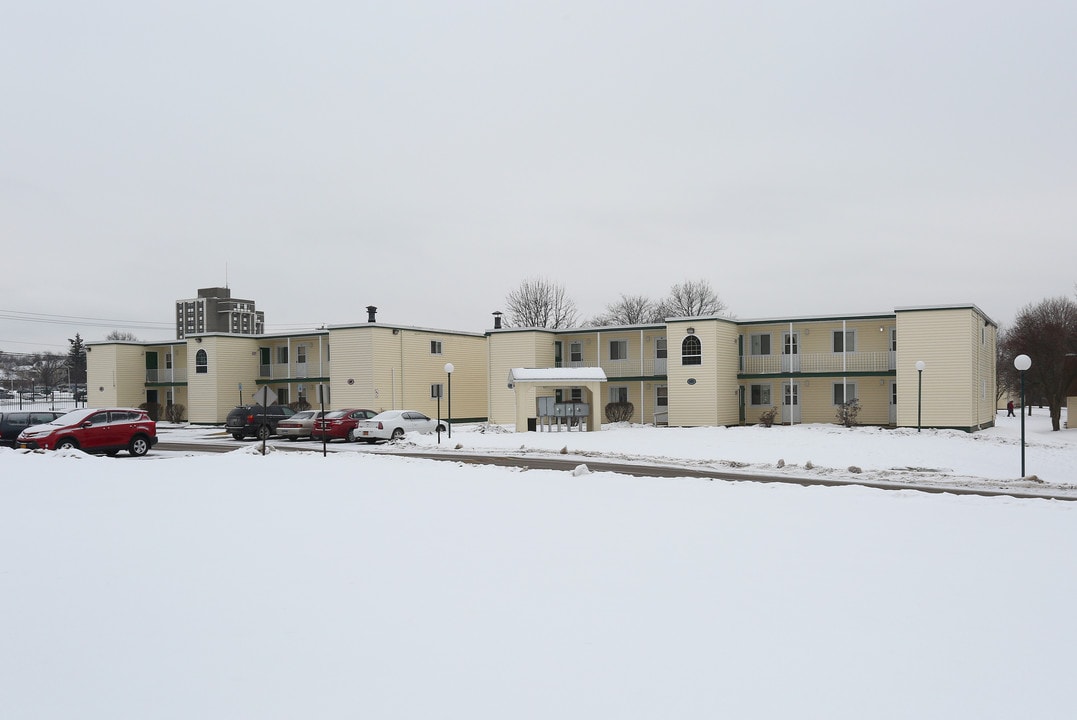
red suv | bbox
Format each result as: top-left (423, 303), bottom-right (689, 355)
top-left (17, 408), bottom-right (158, 456)
top-left (311, 408), bottom-right (378, 442)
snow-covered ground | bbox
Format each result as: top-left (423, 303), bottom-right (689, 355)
top-left (2, 411), bottom-right (1076, 718)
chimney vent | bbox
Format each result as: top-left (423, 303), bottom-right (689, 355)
top-left (492, 311), bottom-right (503, 329)
top-left (366, 305), bottom-right (378, 323)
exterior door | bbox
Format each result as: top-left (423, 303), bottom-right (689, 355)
top-left (145, 352), bottom-right (159, 382)
top-left (782, 333), bottom-right (800, 372)
top-left (654, 337), bottom-right (667, 375)
top-left (782, 382), bottom-right (801, 423)
top-left (889, 381), bottom-right (897, 425)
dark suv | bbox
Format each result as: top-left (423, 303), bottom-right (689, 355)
top-left (225, 404), bottom-right (296, 440)
top-left (0, 411), bottom-right (66, 447)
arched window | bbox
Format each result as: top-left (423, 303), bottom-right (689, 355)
top-left (681, 335), bottom-right (702, 365)
top-left (195, 348), bottom-right (208, 374)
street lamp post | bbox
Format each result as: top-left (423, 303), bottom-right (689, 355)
top-left (1014, 354), bottom-right (1031, 477)
top-left (444, 363), bottom-right (454, 439)
top-left (915, 361), bottom-right (926, 432)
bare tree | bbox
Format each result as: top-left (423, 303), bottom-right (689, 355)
top-left (29, 352), bottom-right (68, 391)
top-left (106, 330), bottom-right (140, 341)
top-left (589, 294), bottom-right (664, 326)
top-left (655, 279), bottom-right (727, 318)
top-left (504, 277), bottom-right (578, 328)
top-left (999, 296), bottom-right (1077, 431)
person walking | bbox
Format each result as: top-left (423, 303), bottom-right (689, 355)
top-left (1006, 400), bottom-right (1015, 417)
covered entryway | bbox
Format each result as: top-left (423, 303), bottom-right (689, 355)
top-left (507, 367), bottom-right (607, 432)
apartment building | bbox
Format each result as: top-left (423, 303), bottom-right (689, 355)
top-left (88, 302), bottom-right (998, 432)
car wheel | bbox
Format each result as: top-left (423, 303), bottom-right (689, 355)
top-left (106, 450), bottom-right (119, 457)
top-left (232, 433), bottom-right (244, 440)
top-left (287, 436), bottom-right (298, 441)
top-left (347, 429), bottom-right (357, 443)
top-left (436, 423), bottom-right (447, 433)
top-left (257, 425), bottom-right (271, 441)
top-left (390, 427), bottom-right (405, 441)
top-left (129, 435), bottom-right (150, 457)
top-left (56, 438), bottom-right (79, 451)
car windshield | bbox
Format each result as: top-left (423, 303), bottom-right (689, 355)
top-left (323, 411), bottom-right (346, 419)
top-left (50, 409), bottom-right (96, 426)
top-left (292, 411), bottom-right (316, 420)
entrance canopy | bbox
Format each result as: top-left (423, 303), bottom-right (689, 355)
top-left (507, 367), bottom-right (607, 432)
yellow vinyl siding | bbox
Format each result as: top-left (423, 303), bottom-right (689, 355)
top-left (896, 307), bottom-right (996, 430)
top-left (329, 325), bottom-right (488, 418)
top-left (186, 336), bottom-right (261, 423)
top-left (667, 318), bottom-right (739, 426)
top-left (487, 330), bottom-right (555, 425)
top-left (86, 343), bottom-right (145, 408)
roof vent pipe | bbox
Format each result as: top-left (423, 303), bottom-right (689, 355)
top-left (366, 306), bottom-right (377, 323)
top-left (493, 311), bottom-right (503, 329)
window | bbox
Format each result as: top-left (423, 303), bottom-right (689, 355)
top-left (431, 340), bottom-right (443, 355)
top-left (277, 387), bottom-right (289, 405)
top-left (681, 335), bottom-right (702, 365)
top-left (570, 388), bottom-right (583, 403)
top-left (195, 349), bottom-right (208, 374)
top-left (655, 337), bottom-right (667, 359)
top-left (431, 383), bottom-right (444, 399)
top-left (891, 329), bottom-right (897, 352)
top-left (750, 334), bottom-right (771, 356)
top-left (165, 353), bottom-right (172, 370)
top-left (609, 340), bottom-right (628, 361)
top-left (609, 386), bottom-right (629, 403)
top-left (297, 346), bottom-right (307, 364)
top-left (656, 385), bottom-right (668, 407)
top-left (570, 342), bottom-right (583, 363)
top-left (833, 330), bottom-right (856, 353)
top-left (277, 346), bottom-right (288, 364)
top-left (833, 383), bottom-right (857, 405)
top-left (750, 384), bottom-right (772, 406)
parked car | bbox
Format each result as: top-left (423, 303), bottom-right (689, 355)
top-left (311, 408), bottom-right (378, 442)
top-left (0, 411), bottom-right (66, 447)
top-left (275, 410), bottom-right (326, 441)
top-left (355, 410), bottom-right (447, 443)
top-left (17, 408), bottom-right (158, 456)
top-left (225, 404), bottom-right (296, 440)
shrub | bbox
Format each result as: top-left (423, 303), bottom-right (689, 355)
top-left (289, 399), bottom-right (312, 412)
top-left (604, 402), bottom-right (634, 423)
top-left (758, 406), bottom-right (778, 427)
top-left (164, 403), bottom-right (186, 423)
top-left (836, 398), bottom-right (861, 428)
top-left (139, 402), bottom-right (161, 421)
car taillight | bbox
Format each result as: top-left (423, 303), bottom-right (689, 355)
top-left (377, 421), bottom-right (384, 429)
top-left (246, 414), bottom-right (255, 423)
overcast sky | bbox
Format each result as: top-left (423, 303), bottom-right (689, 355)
top-left (3, 1), bottom-right (1075, 354)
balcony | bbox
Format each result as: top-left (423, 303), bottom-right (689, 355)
top-left (259, 361), bottom-right (330, 379)
top-left (146, 368), bottom-right (187, 383)
top-left (741, 351), bottom-right (896, 375)
top-left (560, 357), bottom-right (667, 377)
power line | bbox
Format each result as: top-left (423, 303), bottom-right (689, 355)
top-left (0, 309), bottom-right (173, 330)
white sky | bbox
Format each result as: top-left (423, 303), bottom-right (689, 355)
top-left (3, 1), bottom-right (1076, 354)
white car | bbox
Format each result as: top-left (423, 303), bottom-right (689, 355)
top-left (356, 410), bottom-right (448, 443)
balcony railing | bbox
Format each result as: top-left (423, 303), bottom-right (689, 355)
top-left (559, 357), bottom-right (668, 377)
top-left (259, 361), bottom-right (330, 379)
top-left (146, 369), bottom-right (187, 383)
top-left (741, 351), bottom-right (896, 375)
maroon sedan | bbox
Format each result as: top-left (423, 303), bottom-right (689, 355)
top-left (311, 408), bottom-right (378, 442)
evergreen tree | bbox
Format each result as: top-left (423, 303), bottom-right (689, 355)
top-left (67, 333), bottom-right (87, 385)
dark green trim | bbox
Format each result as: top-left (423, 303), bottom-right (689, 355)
top-left (606, 375), bottom-right (668, 382)
top-left (256, 377), bottom-right (329, 385)
top-left (738, 371), bottom-right (895, 380)
top-left (146, 382), bottom-right (188, 388)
